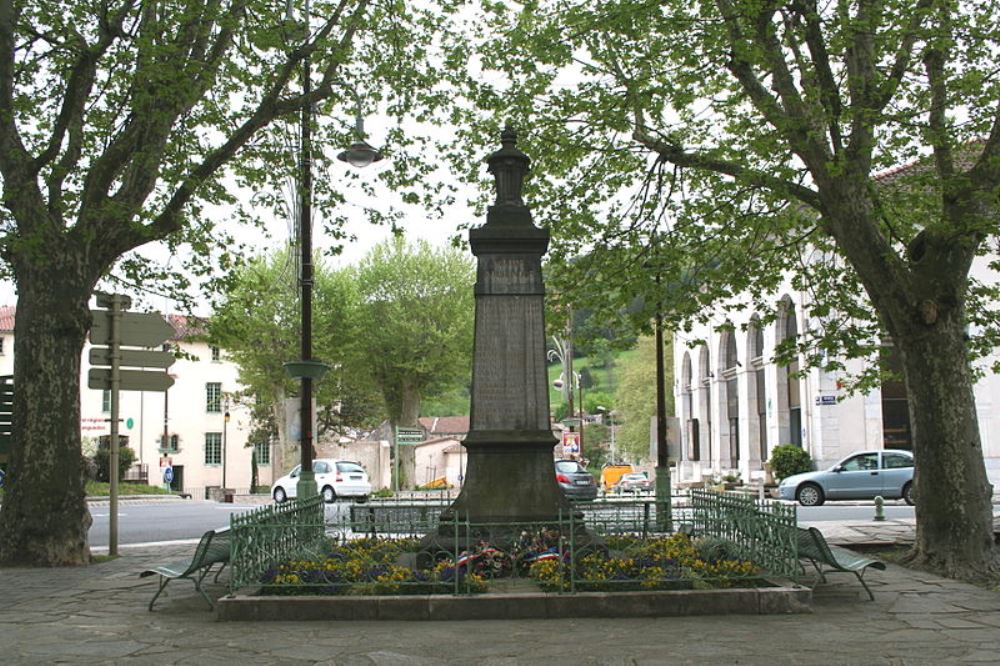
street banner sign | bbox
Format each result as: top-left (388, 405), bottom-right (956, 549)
top-left (561, 430), bottom-right (580, 454)
top-left (88, 368), bottom-right (175, 392)
top-left (89, 347), bottom-right (175, 369)
top-left (89, 311), bottom-right (175, 348)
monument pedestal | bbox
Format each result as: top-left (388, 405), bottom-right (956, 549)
top-left (418, 128), bottom-right (597, 562)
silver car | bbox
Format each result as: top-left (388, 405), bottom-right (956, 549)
top-left (777, 449), bottom-right (915, 507)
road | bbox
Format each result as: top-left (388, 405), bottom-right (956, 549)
top-left (88, 497), bottom-right (918, 548)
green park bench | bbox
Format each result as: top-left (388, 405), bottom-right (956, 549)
top-left (139, 528), bottom-right (230, 611)
top-left (797, 526), bottom-right (886, 601)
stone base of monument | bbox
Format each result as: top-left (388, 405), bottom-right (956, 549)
top-left (414, 430), bottom-right (604, 568)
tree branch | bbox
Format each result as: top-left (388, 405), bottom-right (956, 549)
top-left (871, 0), bottom-right (934, 111)
top-left (791, 0), bottom-right (843, 152)
top-left (632, 120), bottom-right (822, 212)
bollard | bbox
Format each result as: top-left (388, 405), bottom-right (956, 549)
top-left (873, 495), bottom-right (886, 521)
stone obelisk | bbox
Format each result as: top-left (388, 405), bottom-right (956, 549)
top-left (441, 127), bottom-right (572, 525)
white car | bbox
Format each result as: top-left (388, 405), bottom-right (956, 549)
top-left (272, 459), bottom-right (372, 503)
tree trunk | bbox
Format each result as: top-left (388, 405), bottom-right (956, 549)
top-left (895, 315), bottom-right (997, 578)
top-left (398, 383), bottom-right (420, 427)
top-left (0, 271), bottom-right (94, 566)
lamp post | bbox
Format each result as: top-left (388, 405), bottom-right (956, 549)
top-left (553, 371), bottom-right (583, 460)
top-left (597, 405), bottom-right (616, 463)
top-left (282, 0), bottom-right (382, 501)
top-left (222, 397), bottom-right (230, 493)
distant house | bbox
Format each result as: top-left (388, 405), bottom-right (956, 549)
top-left (0, 305), bottom-right (271, 497)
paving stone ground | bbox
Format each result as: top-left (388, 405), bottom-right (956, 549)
top-left (2, 519), bottom-right (1000, 665)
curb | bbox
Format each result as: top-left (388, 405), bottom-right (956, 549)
top-left (217, 585), bottom-right (812, 621)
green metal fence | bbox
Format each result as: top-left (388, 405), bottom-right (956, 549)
top-left (345, 495), bottom-right (695, 539)
top-left (690, 488), bottom-right (799, 577)
top-left (229, 495), bottom-right (325, 594)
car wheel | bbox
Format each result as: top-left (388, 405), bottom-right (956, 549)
top-left (357, 495), bottom-right (370, 504)
top-left (797, 483), bottom-right (825, 507)
top-left (273, 487), bottom-right (287, 503)
top-left (903, 482), bottom-right (915, 506)
top-left (322, 486), bottom-right (336, 503)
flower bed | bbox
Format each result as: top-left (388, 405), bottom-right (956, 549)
top-left (258, 532), bottom-right (765, 596)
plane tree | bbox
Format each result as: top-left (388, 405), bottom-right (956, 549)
top-left (0, 0), bottom-right (463, 565)
top-left (456, 0), bottom-right (1000, 579)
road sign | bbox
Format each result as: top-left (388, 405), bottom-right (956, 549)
top-left (89, 311), bottom-right (175, 348)
top-left (89, 347), bottom-right (175, 369)
top-left (88, 368), bottom-right (175, 392)
top-left (95, 292), bottom-right (132, 310)
top-left (395, 427), bottom-right (424, 445)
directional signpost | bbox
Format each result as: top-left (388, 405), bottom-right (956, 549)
top-left (89, 293), bottom-right (176, 556)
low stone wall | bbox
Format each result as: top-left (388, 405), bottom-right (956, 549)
top-left (217, 585), bottom-right (812, 621)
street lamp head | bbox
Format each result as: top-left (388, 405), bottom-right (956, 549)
top-left (337, 140), bottom-right (384, 168)
top-left (224, 410), bottom-right (231, 423)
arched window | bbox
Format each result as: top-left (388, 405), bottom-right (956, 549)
top-left (783, 304), bottom-right (802, 447)
top-left (720, 329), bottom-right (739, 467)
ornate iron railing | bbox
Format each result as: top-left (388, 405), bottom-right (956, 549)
top-left (690, 489), bottom-right (798, 577)
top-left (345, 494), bottom-right (693, 539)
top-left (229, 495), bottom-right (325, 594)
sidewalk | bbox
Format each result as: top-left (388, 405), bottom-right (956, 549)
top-left (2, 520), bottom-right (999, 664)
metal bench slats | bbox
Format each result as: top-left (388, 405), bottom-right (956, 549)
top-left (140, 529), bottom-right (230, 611)
top-left (797, 526), bottom-right (885, 600)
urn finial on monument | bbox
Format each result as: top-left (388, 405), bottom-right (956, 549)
top-left (487, 125), bottom-right (530, 207)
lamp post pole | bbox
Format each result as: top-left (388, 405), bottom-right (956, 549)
top-left (295, 0), bottom-right (316, 499)
top-left (222, 397), bottom-right (230, 493)
top-left (655, 273), bottom-right (672, 532)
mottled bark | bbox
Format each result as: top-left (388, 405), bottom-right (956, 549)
top-left (822, 181), bottom-right (997, 579)
top-left (894, 307), bottom-right (997, 578)
top-left (0, 264), bottom-right (95, 565)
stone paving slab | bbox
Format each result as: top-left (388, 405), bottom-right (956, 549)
top-left (1, 534), bottom-right (1000, 664)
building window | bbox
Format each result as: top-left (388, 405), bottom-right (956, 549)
top-left (211, 346), bottom-right (221, 362)
top-left (254, 440), bottom-right (271, 465)
top-left (160, 434), bottom-right (179, 453)
top-left (206, 383), bottom-right (222, 413)
top-left (880, 344), bottom-right (912, 450)
top-left (205, 432), bottom-right (222, 465)
top-left (0, 336), bottom-right (4, 354)
top-left (102, 389), bottom-right (111, 413)
top-left (783, 305), bottom-right (802, 447)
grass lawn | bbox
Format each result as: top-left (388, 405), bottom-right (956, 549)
top-left (86, 481), bottom-right (175, 496)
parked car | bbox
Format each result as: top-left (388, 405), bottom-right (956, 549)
top-left (272, 459), bottom-right (372, 504)
top-left (777, 449), bottom-right (915, 507)
top-left (614, 472), bottom-right (653, 494)
top-left (555, 459), bottom-right (598, 501)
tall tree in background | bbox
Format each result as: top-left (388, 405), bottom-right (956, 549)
top-left (210, 248), bottom-right (382, 477)
top-left (0, 0), bottom-right (463, 566)
top-left (354, 238), bottom-right (475, 428)
top-left (461, 0), bottom-right (1000, 579)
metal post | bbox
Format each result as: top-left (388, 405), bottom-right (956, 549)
top-left (296, 0), bottom-right (316, 500)
top-left (578, 373), bottom-right (584, 463)
top-left (109, 295), bottom-right (123, 556)
top-left (655, 288), bottom-right (672, 533)
top-left (222, 398), bottom-right (229, 493)
top-left (393, 428), bottom-right (399, 496)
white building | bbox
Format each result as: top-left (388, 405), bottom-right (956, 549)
top-left (0, 307), bottom-right (273, 498)
top-left (672, 259), bottom-right (1000, 485)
